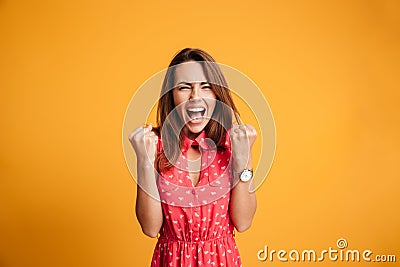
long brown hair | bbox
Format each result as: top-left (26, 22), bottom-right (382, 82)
top-left (154, 48), bottom-right (240, 171)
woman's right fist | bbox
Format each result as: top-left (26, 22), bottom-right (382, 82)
top-left (128, 124), bottom-right (158, 163)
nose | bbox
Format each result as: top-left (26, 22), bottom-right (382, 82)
top-left (189, 83), bottom-right (201, 100)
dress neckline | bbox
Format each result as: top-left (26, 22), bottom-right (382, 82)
top-left (182, 130), bottom-right (208, 152)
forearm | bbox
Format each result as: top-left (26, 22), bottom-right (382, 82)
top-left (229, 155), bottom-right (257, 232)
top-left (135, 159), bottom-right (163, 238)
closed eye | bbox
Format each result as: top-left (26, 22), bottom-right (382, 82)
top-left (177, 86), bottom-right (191, 90)
top-left (201, 83), bottom-right (212, 89)
top-left (175, 82), bottom-right (211, 90)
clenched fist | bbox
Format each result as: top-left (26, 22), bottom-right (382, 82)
top-left (128, 124), bottom-right (158, 163)
top-left (229, 123), bottom-right (257, 172)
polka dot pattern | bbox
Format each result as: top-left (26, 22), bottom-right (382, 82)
top-left (151, 131), bottom-right (242, 266)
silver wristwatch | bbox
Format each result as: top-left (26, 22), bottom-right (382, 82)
top-left (239, 169), bottom-right (253, 182)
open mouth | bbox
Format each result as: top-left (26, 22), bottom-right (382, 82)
top-left (186, 107), bottom-right (206, 122)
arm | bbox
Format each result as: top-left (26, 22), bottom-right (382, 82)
top-left (135, 159), bottom-right (163, 238)
top-left (229, 124), bottom-right (257, 232)
top-left (230, 154), bottom-right (257, 232)
top-left (129, 124), bottom-right (163, 238)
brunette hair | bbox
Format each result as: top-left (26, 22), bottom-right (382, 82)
top-left (154, 48), bottom-right (240, 171)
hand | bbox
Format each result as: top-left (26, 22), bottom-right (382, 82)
top-left (128, 124), bottom-right (158, 163)
top-left (229, 123), bottom-right (257, 171)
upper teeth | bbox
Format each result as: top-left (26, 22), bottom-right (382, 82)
top-left (187, 107), bottom-right (205, 112)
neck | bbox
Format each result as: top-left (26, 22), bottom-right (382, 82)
top-left (183, 128), bottom-right (201, 140)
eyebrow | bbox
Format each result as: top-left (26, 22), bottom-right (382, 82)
top-left (176, 81), bottom-right (210, 86)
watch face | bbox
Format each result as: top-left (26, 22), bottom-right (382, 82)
top-left (240, 169), bottom-right (253, 182)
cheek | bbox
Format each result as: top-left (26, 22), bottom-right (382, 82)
top-left (204, 92), bottom-right (217, 108)
top-left (207, 99), bottom-right (217, 112)
top-left (172, 92), bottom-right (184, 107)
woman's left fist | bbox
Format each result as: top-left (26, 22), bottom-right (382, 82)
top-left (229, 124), bottom-right (257, 171)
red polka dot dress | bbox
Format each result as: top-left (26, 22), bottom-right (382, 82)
top-left (151, 130), bottom-right (242, 267)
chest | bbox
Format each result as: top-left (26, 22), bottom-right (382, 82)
top-left (157, 147), bottom-right (232, 202)
top-left (186, 146), bottom-right (201, 186)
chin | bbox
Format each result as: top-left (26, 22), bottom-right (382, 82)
top-left (184, 119), bottom-right (210, 136)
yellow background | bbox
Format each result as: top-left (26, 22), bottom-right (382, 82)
top-left (1, 0), bottom-right (399, 266)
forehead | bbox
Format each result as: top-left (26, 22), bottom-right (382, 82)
top-left (174, 61), bottom-right (207, 85)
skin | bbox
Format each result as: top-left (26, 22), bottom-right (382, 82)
top-left (129, 61), bottom-right (257, 237)
top-left (172, 61), bottom-right (217, 140)
top-left (128, 124), bottom-right (161, 237)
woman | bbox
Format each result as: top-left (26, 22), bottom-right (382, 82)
top-left (129, 48), bottom-right (257, 266)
